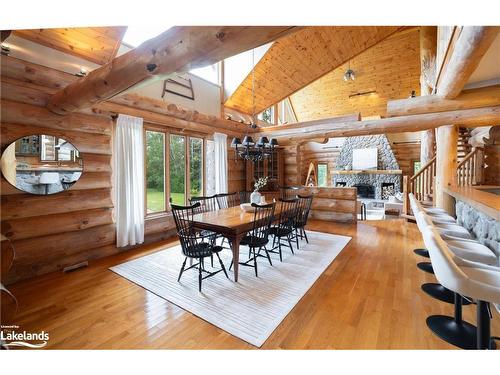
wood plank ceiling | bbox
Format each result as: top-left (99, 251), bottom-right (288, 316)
top-left (290, 28), bottom-right (421, 121)
top-left (13, 27), bottom-right (127, 65)
top-left (224, 26), bottom-right (403, 115)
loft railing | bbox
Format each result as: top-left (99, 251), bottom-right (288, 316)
top-left (457, 147), bottom-right (484, 186)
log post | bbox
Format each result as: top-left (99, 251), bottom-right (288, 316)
top-left (419, 26), bottom-right (437, 167)
top-left (435, 125), bottom-right (458, 214)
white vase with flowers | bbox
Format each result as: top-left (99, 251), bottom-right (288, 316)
top-left (251, 177), bottom-right (268, 204)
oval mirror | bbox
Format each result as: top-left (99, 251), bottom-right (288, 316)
top-left (1, 135), bottom-right (84, 195)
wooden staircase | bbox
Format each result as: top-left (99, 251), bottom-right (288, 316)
top-left (457, 127), bottom-right (472, 162)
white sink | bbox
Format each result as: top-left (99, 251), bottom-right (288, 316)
top-left (39, 172), bottom-right (60, 184)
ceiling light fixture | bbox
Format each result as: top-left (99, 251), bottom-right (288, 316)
top-left (75, 67), bottom-right (88, 77)
top-left (343, 60), bottom-right (355, 81)
top-left (1, 43), bottom-right (11, 56)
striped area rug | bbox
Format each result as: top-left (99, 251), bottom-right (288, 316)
top-left (110, 231), bottom-right (351, 347)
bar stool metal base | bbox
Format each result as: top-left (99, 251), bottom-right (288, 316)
top-left (413, 248), bottom-right (429, 258)
top-left (417, 262), bottom-right (434, 274)
top-left (421, 283), bottom-right (472, 305)
top-left (426, 315), bottom-right (478, 349)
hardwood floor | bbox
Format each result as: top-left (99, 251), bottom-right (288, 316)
top-left (6, 219), bottom-right (499, 349)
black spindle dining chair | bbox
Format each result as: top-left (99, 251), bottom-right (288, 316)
top-left (293, 194), bottom-right (313, 247)
top-left (216, 192), bottom-right (240, 209)
top-left (269, 198), bottom-right (300, 261)
top-left (190, 195), bottom-right (218, 213)
top-left (189, 195), bottom-right (226, 260)
top-left (230, 202), bottom-right (275, 277)
top-left (172, 203), bottom-right (228, 292)
top-left (279, 186), bottom-right (301, 200)
top-left (238, 191), bottom-right (252, 204)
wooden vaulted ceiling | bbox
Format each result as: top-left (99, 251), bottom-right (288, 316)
top-left (13, 27), bottom-right (127, 65)
top-left (290, 28), bottom-right (421, 121)
top-left (224, 26), bottom-right (404, 115)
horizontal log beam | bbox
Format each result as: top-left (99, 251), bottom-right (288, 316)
top-left (258, 113), bottom-right (361, 134)
top-left (259, 106), bottom-right (500, 141)
top-left (1, 208), bottom-right (114, 241)
top-left (95, 101), bottom-right (245, 137)
top-left (387, 84), bottom-right (500, 117)
top-left (109, 93), bottom-right (248, 133)
top-left (1, 99), bottom-right (112, 135)
top-left (1, 122), bottom-right (112, 155)
top-left (437, 26), bottom-right (499, 99)
top-left (47, 26), bottom-right (298, 114)
top-left (1, 188), bottom-right (113, 220)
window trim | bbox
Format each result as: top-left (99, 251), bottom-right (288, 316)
top-left (144, 128), bottom-right (168, 217)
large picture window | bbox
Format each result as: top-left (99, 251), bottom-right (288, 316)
top-left (145, 130), bottom-right (166, 214)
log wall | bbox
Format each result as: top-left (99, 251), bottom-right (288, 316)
top-left (0, 56), bottom-right (244, 284)
top-left (0, 100), bottom-right (116, 283)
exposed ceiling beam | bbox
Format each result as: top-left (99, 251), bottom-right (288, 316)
top-left (387, 84), bottom-right (500, 117)
top-left (436, 26), bottom-right (499, 99)
top-left (258, 106), bottom-right (500, 141)
top-left (47, 26), bottom-right (299, 115)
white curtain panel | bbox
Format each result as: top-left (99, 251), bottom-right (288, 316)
top-left (115, 114), bottom-right (145, 247)
top-left (214, 132), bottom-right (228, 194)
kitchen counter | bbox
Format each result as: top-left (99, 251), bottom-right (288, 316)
top-left (444, 185), bottom-right (500, 220)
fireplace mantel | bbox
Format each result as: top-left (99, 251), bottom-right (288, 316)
top-left (332, 170), bottom-right (402, 175)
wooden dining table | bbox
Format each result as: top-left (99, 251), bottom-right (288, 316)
top-left (192, 204), bottom-right (283, 282)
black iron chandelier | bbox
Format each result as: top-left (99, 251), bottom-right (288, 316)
top-left (229, 48), bottom-right (279, 162)
top-left (230, 136), bottom-right (278, 161)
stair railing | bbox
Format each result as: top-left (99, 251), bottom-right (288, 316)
top-left (457, 147), bottom-right (484, 186)
top-left (402, 156), bottom-right (436, 217)
top-left (410, 156), bottom-right (436, 201)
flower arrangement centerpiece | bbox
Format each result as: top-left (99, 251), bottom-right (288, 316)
top-left (254, 176), bottom-right (268, 192)
top-left (251, 176), bottom-right (268, 204)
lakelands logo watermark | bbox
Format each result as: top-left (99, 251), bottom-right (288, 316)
top-left (1, 325), bottom-right (49, 348)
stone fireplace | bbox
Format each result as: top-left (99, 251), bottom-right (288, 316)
top-left (333, 135), bottom-right (401, 200)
